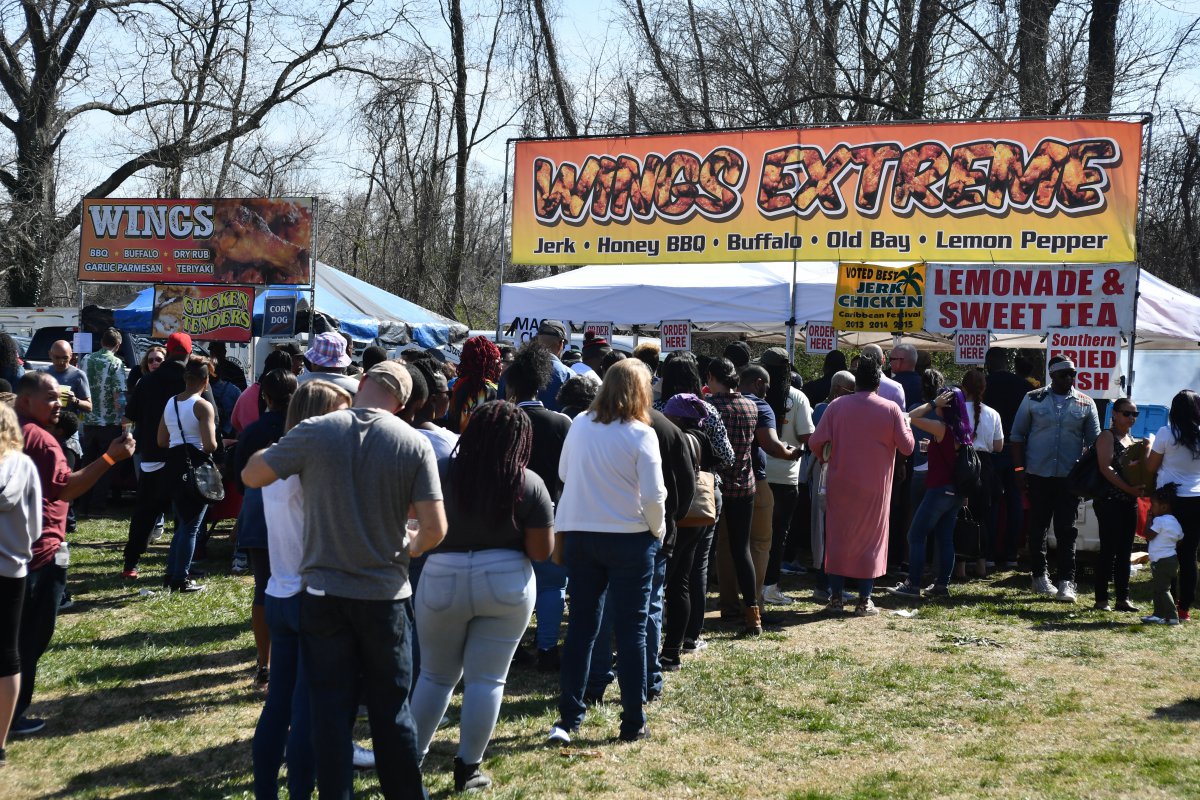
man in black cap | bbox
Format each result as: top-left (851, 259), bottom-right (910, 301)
top-left (724, 341), bottom-right (751, 370)
top-left (531, 319), bottom-right (575, 412)
top-left (1010, 355), bottom-right (1100, 603)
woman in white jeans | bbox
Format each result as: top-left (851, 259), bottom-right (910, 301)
top-left (411, 400), bottom-right (554, 793)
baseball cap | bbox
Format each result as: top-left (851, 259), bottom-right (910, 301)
top-left (537, 319), bottom-right (568, 341)
top-left (723, 341), bottom-right (751, 367)
top-left (758, 347), bottom-right (792, 369)
top-left (305, 332), bottom-right (351, 368)
top-left (367, 361), bottom-right (412, 405)
top-left (165, 332), bottom-right (193, 357)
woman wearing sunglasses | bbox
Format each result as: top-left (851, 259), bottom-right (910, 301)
top-left (1093, 397), bottom-right (1144, 612)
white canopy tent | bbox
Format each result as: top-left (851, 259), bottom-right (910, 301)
top-left (499, 262), bottom-right (1200, 351)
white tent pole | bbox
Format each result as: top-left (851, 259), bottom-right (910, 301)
top-left (497, 139), bottom-right (513, 341)
top-left (786, 255), bottom-right (798, 357)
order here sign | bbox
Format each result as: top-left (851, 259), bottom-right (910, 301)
top-left (924, 263), bottom-right (1136, 334)
top-left (1045, 327), bottom-right (1122, 400)
top-left (660, 320), bottom-right (691, 352)
top-left (806, 321), bottom-right (837, 354)
top-left (955, 330), bottom-right (990, 364)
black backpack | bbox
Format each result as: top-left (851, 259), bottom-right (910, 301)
top-left (953, 442), bottom-right (982, 497)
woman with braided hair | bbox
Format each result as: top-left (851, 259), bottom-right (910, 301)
top-left (446, 335), bottom-right (501, 433)
top-left (410, 400), bottom-right (555, 793)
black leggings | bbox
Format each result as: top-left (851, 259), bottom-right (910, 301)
top-left (0, 575), bottom-right (25, 676)
top-left (765, 483), bottom-right (800, 586)
top-left (249, 548), bottom-right (271, 607)
top-left (1172, 496), bottom-right (1200, 612)
top-left (1094, 495), bottom-right (1136, 604)
top-left (661, 525), bottom-right (704, 662)
top-left (722, 494), bottom-right (757, 608)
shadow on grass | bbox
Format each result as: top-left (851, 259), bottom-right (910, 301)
top-left (53, 620), bottom-right (251, 652)
top-left (1152, 698), bottom-right (1200, 721)
top-left (44, 738), bottom-right (252, 799)
top-left (31, 648), bottom-right (257, 737)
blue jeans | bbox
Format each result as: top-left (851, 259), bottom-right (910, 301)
top-left (586, 594), bottom-right (615, 699)
top-left (253, 593), bottom-right (313, 800)
top-left (645, 549), bottom-right (667, 698)
top-left (411, 550), bottom-right (534, 764)
top-left (829, 574), bottom-right (873, 599)
top-left (165, 488), bottom-right (208, 584)
top-left (586, 548), bottom-right (667, 700)
top-left (558, 531), bottom-right (659, 738)
top-left (532, 558), bottom-right (567, 650)
top-left (907, 487), bottom-right (962, 589)
top-left (300, 593), bottom-right (426, 800)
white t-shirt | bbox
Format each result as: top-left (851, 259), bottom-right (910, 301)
top-left (1151, 425), bottom-right (1200, 497)
top-left (571, 362), bottom-right (602, 385)
top-left (262, 475), bottom-right (304, 598)
top-left (1148, 513), bottom-right (1185, 562)
top-left (765, 388), bottom-right (816, 485)
top-left (419, 426), bottom-right (459, 462)
top-left (966, 401), bottom-right (1004, 453)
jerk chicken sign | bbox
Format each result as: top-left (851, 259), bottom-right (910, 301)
top-left (511, 120), bottom-right (1141, 265)
top-left (79, 197), bottom-right (315, 285)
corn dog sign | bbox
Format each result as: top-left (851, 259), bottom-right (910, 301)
top-left (511, 120), bottom-right (1140, 265)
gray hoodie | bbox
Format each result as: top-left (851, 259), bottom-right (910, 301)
top-left (0, 452), bottom-right (41, 578)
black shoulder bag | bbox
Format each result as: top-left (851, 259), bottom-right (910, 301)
top-left (174, 397), bottom-right (225, 504)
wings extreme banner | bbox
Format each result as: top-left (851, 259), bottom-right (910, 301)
top-left (78, 197), bottom-right (315, 285)
top-left (510, 120), bottom-right (1141, 265)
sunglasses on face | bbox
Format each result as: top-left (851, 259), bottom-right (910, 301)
top-left (1117, 410), bottom-right (1139, 418)
top-left (148, 357), bottom-right (164, 364)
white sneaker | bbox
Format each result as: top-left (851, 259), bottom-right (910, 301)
top-left (1032, 574), bottom-right (1056, 595)
top-left (547, 725), bottom-right (571, 745)
top-left (352, 742), bottom-right (375, 770)
top-left (1055, 580), bottom-right (1078, 603)
top-left (148, 522), bottom-right (165, 543)
top-left (762, 584), bottom-right (794, 605)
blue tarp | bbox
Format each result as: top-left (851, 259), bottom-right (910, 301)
top-left (112, 262), bottom-right (466, 346)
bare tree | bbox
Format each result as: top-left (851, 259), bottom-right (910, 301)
top-left (0, 0), bottom-right (402, 304)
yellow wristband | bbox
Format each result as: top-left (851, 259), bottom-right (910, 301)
top-left (102, 453), bottom-right (116, 467)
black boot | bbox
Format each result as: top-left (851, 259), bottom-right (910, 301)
top-left (453, 756), bottom-right (492, 793)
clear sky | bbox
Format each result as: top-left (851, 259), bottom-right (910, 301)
top-left (44, 0), bottom-right (1200, 203)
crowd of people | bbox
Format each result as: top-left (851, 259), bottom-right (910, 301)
top-left (0, 323), bottom-right (1198, 797)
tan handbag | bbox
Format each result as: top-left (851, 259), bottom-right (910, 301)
top-left (680, 430), bottom-right (717, 527)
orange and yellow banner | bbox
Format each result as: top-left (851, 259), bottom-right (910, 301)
top-left (511, 120), bottom-right (1141, 265)
top-left (79, 197), bottom-right (315, 285)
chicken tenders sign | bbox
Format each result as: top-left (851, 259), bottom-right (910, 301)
top-left (79, 197), bottom-right (315, 285)
top-left (511, 120), bottom-right (1140, 265)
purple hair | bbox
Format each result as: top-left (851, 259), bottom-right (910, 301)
top-left (942, 387), bottom-right (974, 446)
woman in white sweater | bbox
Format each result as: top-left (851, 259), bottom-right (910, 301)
top-left (549, 359), bottom-right (667, 745)
top-left (0, 402), bottom-right (41, 765)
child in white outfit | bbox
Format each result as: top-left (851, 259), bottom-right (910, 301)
top-left (1144, 483), bottom-right (1185, 625)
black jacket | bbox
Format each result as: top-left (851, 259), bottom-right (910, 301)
top-left (649, 409), bottom-right (697, 554)
top-left (520, 402), bottom-right (572, 504)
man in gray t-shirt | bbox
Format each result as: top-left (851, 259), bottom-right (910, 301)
top-left (243, 361), bottom-right (447, 798)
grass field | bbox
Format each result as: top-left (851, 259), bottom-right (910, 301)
top-left (2, 516), bottom-right (1199, 799)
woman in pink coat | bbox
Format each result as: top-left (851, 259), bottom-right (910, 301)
top-left (809, 354), bottom-right (914, 616)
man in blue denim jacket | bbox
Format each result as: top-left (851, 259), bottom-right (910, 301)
top-left (1010, 355), bottom-right (1101, 603)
